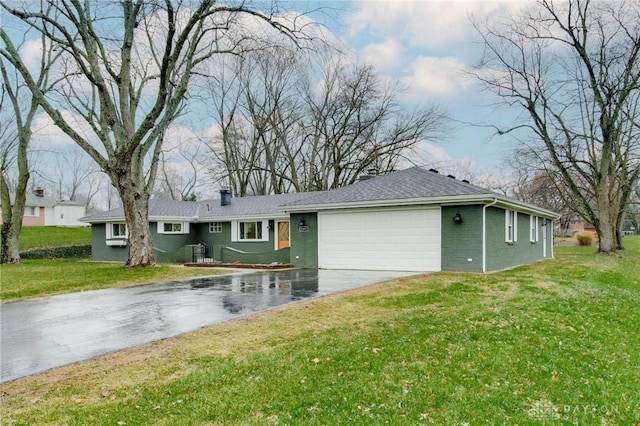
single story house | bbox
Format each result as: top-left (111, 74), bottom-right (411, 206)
top-left (83, 167), bottom-right (559, 272)
top-left (1, 189), bottom-right (87, 227)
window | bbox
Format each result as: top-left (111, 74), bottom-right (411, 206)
top-left (505, 210), bottom-right (517, 243)
top-left (209, 222), bottom-right (223, 233)
top-left (157, 222), bottom-right (189, 234)
top-left (530, 215), bottom-right (538, 243)
top-left (164, 223), bottom-right (182, 233)
top-left (105, 223), bottom-right (128, 246)
top-left (108, 223), bottom-right (127, 239)
top-left (240, 221), bottom-right (262, 240)
top-left (24, 206), bottom-right (39, 216)
top-left (231, 220), bottom-right (268, 242)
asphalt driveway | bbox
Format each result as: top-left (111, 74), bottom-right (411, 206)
top-left (1, 269), bottom-right (415, 383)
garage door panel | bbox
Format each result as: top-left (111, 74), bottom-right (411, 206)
top-left (318, 208), bottom-right (441, 272)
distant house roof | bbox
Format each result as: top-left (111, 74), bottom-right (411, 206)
top-left (8, 192), bottom-right (84, 208)
top-left (83, 167), bottom-right (559, 223)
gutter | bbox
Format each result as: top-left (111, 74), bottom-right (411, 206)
top-left (280, 193), bottom-right (497, 213)
top-left (482, 198), bottom-right (499, 273)
top-left (281, 193), bottom-right (560, 219)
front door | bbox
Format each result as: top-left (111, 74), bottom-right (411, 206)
top-left (277, 221), bottom-right (290, 249)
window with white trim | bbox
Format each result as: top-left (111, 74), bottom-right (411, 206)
top-left (530, 215), bottom-right (538, 242)
top-left (157, 222), bottom-right (189, 234)
top-left (209, 221), bottom-right (223, 233)
top-left (107, 223), bottom-right (128, 239)
top-left (24, 206), bottom-right (39, 216)
top-left (231, 220), bottom-right (268, 242)
top-left (505, 210), bottom-right (517, 243)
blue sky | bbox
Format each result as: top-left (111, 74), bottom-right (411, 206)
top-left (4, 0), bottom-right (532, 201)
top-left (321, 0), bottom-right (528, 177)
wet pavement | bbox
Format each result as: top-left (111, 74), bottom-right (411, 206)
top-left (1, 269), bottom-right (415, 383)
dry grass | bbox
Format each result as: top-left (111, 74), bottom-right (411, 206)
top-left (0, 278), bottom-right (415, 417)
top-left (1, 240), bottom-right (638, 425)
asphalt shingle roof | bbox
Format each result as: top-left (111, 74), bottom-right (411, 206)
top-left (84, 198), bottom-right (200, 221)
top-left (198, 192), bottom-right (319, 219)
top-left (84, 167), bottom-right (547, 222)
top-left (83, 192), bottom-right (320, 221)
top-left (281, 167), bottom-right (492, 207)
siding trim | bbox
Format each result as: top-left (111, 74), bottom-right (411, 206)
top-left (482, 198), bottom-right (499, 273)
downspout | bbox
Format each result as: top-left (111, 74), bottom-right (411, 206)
top-left (482, 198), bottom-right (499, 273)
top-left (550, 219), bottom-right (555, 259)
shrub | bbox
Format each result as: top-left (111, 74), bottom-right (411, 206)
top-left (20, 244), bottom-right (91, 259)
top-left (575, 231), bottom-right (597, 246)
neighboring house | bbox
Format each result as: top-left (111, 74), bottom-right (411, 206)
top-left (0, 188), bottom-right (87, 227)
top-left (556, 217), bottom-right (596, 237)
top-left (83, 167), bottom-right (559, 272)
top-left (622, 220), bottom-right (636, 236)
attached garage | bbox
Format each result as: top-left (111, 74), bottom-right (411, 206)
top-left (317, 207), bottom-right (442, 272)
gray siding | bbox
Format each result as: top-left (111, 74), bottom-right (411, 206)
top-left (91, 223), bottom-right (128, 263)
top-left (485, 207), bottom-right (550, 271)
top-left (289, 212), bottom-right (318, 269)
top-left (150, 222), bottom-right (198, 263)
top-left (441, 205), bottom-right (484, 272)
top-left (92, 220), bottom-right (281, 264)
top-left (194, 220), bottom-right (287, 264)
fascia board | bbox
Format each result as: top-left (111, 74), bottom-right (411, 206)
top-left (280, 194), bottom-right (498, 213)
top-left (197, 213), bottom-right (288, 222)
top-left (80, 216), bottom-right (122, 224)
top-left (282, 193), bottom-right (560, 219)
top-left (84, 215), bottom-right (194, 224)
top-left (443, 197), bottom-right (559, 218)
top-left (83, 213), bottom-right (289, 224)
top-left (492, 199), bottom-right (560, 219)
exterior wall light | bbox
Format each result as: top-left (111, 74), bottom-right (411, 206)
top-left (453, 212), bottom-right (463, 223)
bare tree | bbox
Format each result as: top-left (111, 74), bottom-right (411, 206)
top-left (37, 147), bottom-right (98, 201)
top-left (0, 28), bottom-right (56, 264)
top-left (205, 46), bottom-right (306, 195)
top-left (1, 0), bottom-right (307, 266)
top-left (472, 0), bottom-right (640, 253)
top-left (503, 151), bottom-right (580, 236)
top-left (154, 144), bottom-right (205, 201)
top-left (206, 49), bottom-right (448, 195)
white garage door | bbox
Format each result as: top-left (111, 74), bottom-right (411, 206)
top-left (318, 207), bottom-right (441, 272)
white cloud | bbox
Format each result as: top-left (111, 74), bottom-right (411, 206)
top-left (30, 111), bottom-right (94, 149)
top-left (359, 39), bottom-right (406, 74)
top-left (347, 1), bottom-right (510, 50)
top-left (403, 55), bottom-right (472, 96)
top-left (20, 39), bottom-right (47, 73)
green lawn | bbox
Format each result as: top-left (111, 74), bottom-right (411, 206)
top-left (1, 237), bottom-right (638, 425)
top-left (1, 226), bottom-right (225, 300)
top-left (0, 259), bottom-right (227, 300)
top-left (18, 226), bottom-right (92, 250)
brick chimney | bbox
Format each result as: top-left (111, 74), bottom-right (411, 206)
top-left (220, 189), bottom-right (231, 206)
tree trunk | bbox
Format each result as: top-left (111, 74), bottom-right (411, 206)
top-left (0, 221), bottom-right (21, 264)
top-left (0, 177), bottom-right (21, 263)
top-left (118, 180), bottom-right (154, 267)
top-left (595, 201), bottom-right (617, 254)
top-left (0, 140), bottom-right (29, 265)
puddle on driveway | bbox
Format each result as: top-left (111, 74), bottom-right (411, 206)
top-left (1, 269), bottom-right (415, 382)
